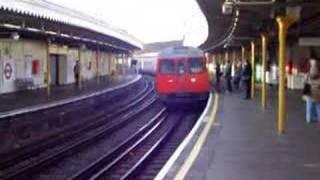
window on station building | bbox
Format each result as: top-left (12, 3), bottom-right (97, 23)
top-left (188, 58), bottom-right (205, 73)
top-left (159, 59), bottom-right (175, 74)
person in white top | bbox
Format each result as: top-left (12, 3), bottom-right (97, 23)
top-left (304, 58), bottom-right (320, 124)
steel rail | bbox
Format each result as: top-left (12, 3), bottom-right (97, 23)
top-left (119, 118), bottom-right (177, 180)
top-left (88, 114), bottom-right (180, 180)
top-left (68, 107), bottom-right (167, 180)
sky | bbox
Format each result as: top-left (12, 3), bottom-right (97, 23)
top-left (47, 0), bottom-right (208, 46)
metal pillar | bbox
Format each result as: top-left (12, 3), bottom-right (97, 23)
top-left (241, 46), bottom-right (245, 62)
top-left (78, 47), bottom-right (82, 89)
top-left (261, 34), bottom-right (268, 109)
top-left (46, 40), bottom-right (51, 98)
top-left (276, 16), bottom-right (297, 134)
top-left (225, 51), bottom-right (229, 62)
top-left (96, 46), bottom-right (100, 83)
top-left (251, 41), bottom-right (255, 99)
top-left (108, 53), bottom-right (114, 76)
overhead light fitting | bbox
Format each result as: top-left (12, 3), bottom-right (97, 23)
top-left (11, 32), bottom-right (20, 40)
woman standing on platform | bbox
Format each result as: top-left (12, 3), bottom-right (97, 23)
top-left (304, 58), bottom-right (320, 124)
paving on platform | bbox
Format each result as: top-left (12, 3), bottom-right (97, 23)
top-left (164, 87), bottom-right (320, 180)
top-left (0, 75), bottom-right (139, 114)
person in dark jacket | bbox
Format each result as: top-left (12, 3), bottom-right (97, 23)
top-left (215, 62), bottom-right (222, 92)
top-left (74, 60), bottom-right (80, 86)
top-left (225, 60), bottom-right (232, 93)
top-left (233, 60), bottom-right (242, 90)
top-left (241, 60), bottom-right (252, 99)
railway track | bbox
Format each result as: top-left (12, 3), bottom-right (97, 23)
top-left (0, 78), bottom-right (147, 156)
top-left (68, 109), bottom-right (177, 180)
top-left (0, 75), bottom-right (206, 180)
top-left (0, 78), bottom-right (159, 180)
top-left (0, 79), bottom-right (150, 168)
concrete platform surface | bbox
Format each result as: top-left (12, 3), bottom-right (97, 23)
top-left (165, 88), bottom-right (320, 180)
top-left (0, 75), bottom-right (139, 114)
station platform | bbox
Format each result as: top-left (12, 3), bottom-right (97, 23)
top-left (159, 87), bottom-right (320, 180)
top-left (0, 75), bottom-right (140, 116)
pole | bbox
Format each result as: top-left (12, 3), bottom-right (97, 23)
top-left (276, 16), bottom-right (297, 134)
top-left (251, 41), bottom-right (255, 99)
top-left (46, 40), bottom-right (51, 98)
top-left (241, 46), bottom-right (245, 62)
top-left (96, 46), bottom-right (100, 83)
top-left (261, 34), bottom-right (268, 109)
top-left (78, 46), bottom-right (82, 89)
top-left (225, 51), bottom-right (229, 62)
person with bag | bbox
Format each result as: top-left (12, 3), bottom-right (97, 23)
top-left (303, 58), bottom-right (320, 124)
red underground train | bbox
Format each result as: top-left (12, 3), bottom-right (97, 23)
top-left (155, 46), bottom-right (209, 103)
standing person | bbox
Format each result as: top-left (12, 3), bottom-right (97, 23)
top-left (233, 60), bottom-right (242, 90)
top-left (303, 58), bottom-right (320, 124)
top-left (215, 62), bottom-right (222, 92)
top-left (225, 60), bottom-right (232, 93)
top-left (241, 60), bottom-right (252, 99)
top-left (74, 60), bottom-right (80, 86)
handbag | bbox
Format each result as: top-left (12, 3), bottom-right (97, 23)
top-left (302, 83), bottom-right (311, 95)
top-left (302, 74), bottom-right (311, 95)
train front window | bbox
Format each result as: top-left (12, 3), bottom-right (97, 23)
top-left (189, 58), bottom-right (205, 73)
top-left (177, 59), bottom-right (185, 74)
top-left (159, 59), bottom-right (175, 74)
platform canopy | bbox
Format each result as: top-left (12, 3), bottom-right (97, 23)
top-left (197, 0), bottom-right (320, 52)
top-left (0, 0), bottom-right (143, 52)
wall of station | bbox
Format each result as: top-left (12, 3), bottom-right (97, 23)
top-left (0, 39), bottom-right (46, 94)
top-left (0, 39), bottom-right (118, 95)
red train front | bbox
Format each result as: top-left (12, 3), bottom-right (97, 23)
top-left (155, 46), bottom-right (209, 103)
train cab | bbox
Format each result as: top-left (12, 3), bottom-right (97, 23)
top-left (155, 46), bottom-right (209, 103)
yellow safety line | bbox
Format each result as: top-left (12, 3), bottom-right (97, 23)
top-left (174, 93), bottom-right (219, 180)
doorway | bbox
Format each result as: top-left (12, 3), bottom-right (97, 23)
top-left (50, 55), bottom-right (59, 85)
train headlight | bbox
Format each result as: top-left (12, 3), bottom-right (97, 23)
top-left (168, 79), bottom-right (173, 83)
top-left (191, 78), bottom-right (197, 83)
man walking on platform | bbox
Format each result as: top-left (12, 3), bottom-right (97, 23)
top-left (74, 60), bottom-right (80, 86)
top-left (241, 60), bottom-right (252, 99)
top-left (225, 60), bottom-right (232, 93)
top-left (215, 62), bottom-right (222, 92)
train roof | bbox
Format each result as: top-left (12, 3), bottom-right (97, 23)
top-left (158, 46), bottom-right (204, 58)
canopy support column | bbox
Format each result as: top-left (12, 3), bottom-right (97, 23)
top-left (276, 16), bottom-right (297, 134)
top-left (251, 41), bottom-right (255, 99)
top-left (261, 34), bottom-right (268, 109)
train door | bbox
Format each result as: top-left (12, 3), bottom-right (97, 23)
top-left (176, 58), bottom-right (187, 92)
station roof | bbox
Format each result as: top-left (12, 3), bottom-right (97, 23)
top-left (158, 46), bottom-right (204, 58)
top-left (0, 0), bottom-right (142, 52)
top-left (138, 40), bottom-right (183, 54)
top-left (197, 0), bottom-right (320, 53)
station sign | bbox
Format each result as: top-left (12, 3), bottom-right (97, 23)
top-left (2, 59), bottom-right (15, 82)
